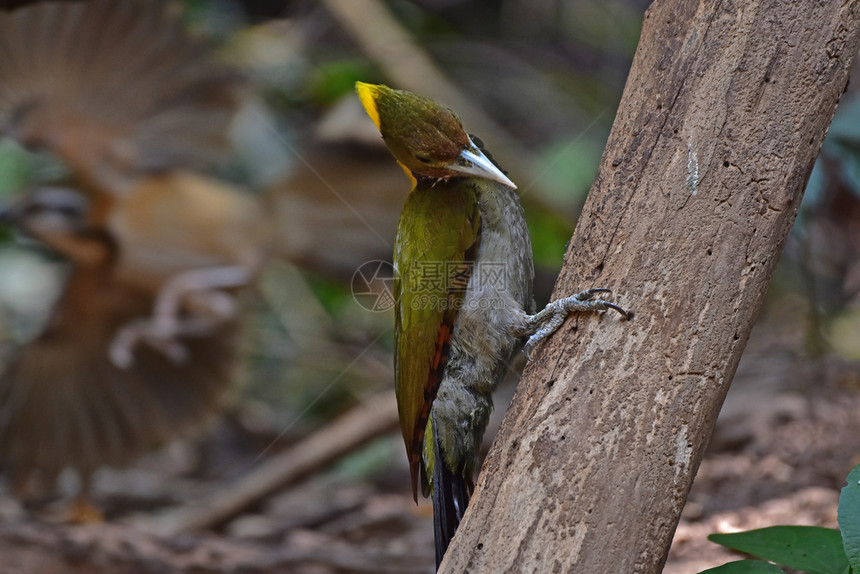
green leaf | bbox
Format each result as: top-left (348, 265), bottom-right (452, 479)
top-left (534, 137), bottom-right (602, 204)
top-left (708, 526), bottom-right (849, 574)
top-left (698, 560), bottom-right (785, 574)
top-left (307, 60), bottom-right (377, 105)
top-left (0, 142), bottom-right (32, 198)
top-left (525, 206), bottom-right (574, 268)
top-left (839, 464), bottom-right (860, 571)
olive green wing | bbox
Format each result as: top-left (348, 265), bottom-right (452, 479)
top-left (394, 183), bottom-right (480, 501)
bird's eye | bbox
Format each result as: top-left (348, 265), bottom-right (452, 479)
top-left (415, 155), bottom-right (432, 164)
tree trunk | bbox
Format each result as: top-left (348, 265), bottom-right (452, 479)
top-left (440, 1), bottom-right (860, 572)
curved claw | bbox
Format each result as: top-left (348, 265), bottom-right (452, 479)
top-left (577, 289), bottom-right (629, 320)
top-left (520, 288), bottom-right (631, 361)
top-left (604, 302), bottom-right (631, 320)
top-left (523, 340), bottom-right (536, 362)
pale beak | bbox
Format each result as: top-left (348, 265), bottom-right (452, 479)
top-left (448, 139), bottom-right (517, 189)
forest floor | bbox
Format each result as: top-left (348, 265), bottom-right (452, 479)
top-left (0, 296), bottom-right (857, 574)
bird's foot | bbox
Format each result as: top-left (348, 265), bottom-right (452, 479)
top-left (108, 303), bottom-right (237, 369)
top-left (150, 265), bottom-right (250, 328)
top-left (109, 316), bottom-right (193, 369)
top-left (522, 288), bottom-right (630, 360)
top-left (108, 268), bottom-right (247, 369)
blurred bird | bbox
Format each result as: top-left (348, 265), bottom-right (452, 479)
top-left (0, 0), bottom-right (268, 494)
top-left (357, 82), bottom-right (629, 566)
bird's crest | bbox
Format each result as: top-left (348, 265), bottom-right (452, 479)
top-left (355, 82), bottom-right (382, 130)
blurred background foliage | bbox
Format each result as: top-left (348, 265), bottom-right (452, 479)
top-left (0, 0), bottom-right (856, 489)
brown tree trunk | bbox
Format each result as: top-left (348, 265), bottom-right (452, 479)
top-left (440, 1), bottom-right (860, 572)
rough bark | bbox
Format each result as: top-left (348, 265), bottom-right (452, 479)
top-left (440, 1), bottom-right (860, 572)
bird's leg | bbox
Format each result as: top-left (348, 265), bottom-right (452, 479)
top-left (519, 288), bottom-right (629, 361)
top-left (148, 265), bottom-right (250, 337)
top-left (109, 265), bottom-right (252, 369)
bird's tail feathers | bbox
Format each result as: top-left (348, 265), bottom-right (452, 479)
top-left (431, 430), bottom-right (472, 569)
top-left (0, 267), bottom-right (238, 494)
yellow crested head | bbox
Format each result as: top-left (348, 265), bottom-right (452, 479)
top-left (354, 82), bottom-right (515, 189)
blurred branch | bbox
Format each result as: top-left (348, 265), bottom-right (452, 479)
top-left (322, 0), bottom-right (538, 187)
top-left (134, 391), bottom-right (399, 534)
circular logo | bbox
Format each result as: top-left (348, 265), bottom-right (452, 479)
top-left (351, 260), bottom-right (397, 312)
